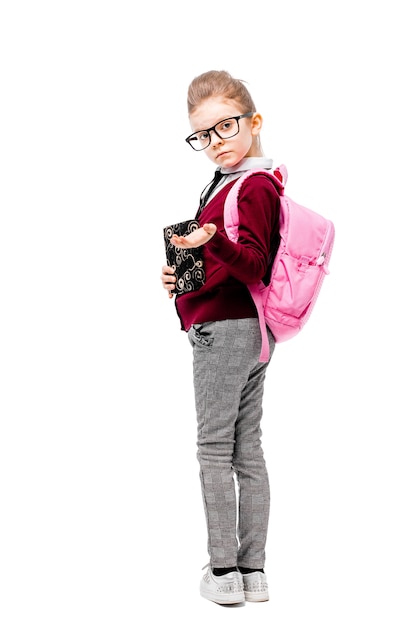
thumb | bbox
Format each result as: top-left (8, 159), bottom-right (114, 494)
top-left (203, 223), bottom-right (217, 236)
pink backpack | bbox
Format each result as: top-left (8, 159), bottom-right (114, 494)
top-left (224, 166), bottom-right (335, 362)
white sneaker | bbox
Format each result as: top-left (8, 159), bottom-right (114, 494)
top-left (242, 571), bottom-right (269, 602)
top-left (200, 566), bottom-right (245, 604)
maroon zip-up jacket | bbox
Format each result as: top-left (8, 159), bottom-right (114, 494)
top-left (175, 173), bottom-right (280, 332)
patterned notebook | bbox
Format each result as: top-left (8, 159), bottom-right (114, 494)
top-left (163, 220), bottom-right (205, 295)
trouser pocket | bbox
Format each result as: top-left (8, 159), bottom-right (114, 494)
top-left (188, 322), bottom-right (215, 348)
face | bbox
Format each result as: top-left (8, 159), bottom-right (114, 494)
top-left (188, 96), bottom-right (263, 168)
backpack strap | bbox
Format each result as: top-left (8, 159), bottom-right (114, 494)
top-left (248, 284), bottom-right (270, 362)
top-left (224, 167), bottom-right (285, 234)
top-left (223, 166), bottom-right (285, 363)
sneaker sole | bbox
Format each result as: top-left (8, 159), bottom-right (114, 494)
top-left (200, 588), bottom-right (245, 604)
top-left (244, 591), bottom-right (269, 602)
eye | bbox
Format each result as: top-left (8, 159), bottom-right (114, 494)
top-left (218, 119), bottom-right (233, 132)
top-left (197, 131), bottom-right (209, 141)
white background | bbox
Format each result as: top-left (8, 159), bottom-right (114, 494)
top-left (1, 1), bottom-right (416, 625)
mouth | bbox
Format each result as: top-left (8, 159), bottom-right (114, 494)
top-left (216, 151), bottom-right (229, 159)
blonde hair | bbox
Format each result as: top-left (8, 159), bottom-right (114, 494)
top-left (187, 70), bottom-right (256, 115)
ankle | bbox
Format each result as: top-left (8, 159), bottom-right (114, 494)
top-left (212, 566), bottom-right (238, 576)
top-left (239, 567), bottom-right (264, 574)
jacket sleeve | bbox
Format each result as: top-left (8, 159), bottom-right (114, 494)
top-left (204, 175), bottom-right (280, 283)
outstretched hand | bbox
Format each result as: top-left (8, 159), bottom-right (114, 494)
top-left (170, 223), bottom-right (217, 248)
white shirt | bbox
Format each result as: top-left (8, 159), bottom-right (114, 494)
top-left (212, 156), bottom-right (273, 197)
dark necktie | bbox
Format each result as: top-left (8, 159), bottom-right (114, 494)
top-left (196, 170), bottom-right (226, 218)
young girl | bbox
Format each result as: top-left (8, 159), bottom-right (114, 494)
top-left (161, 70), bottom-right (280, 605)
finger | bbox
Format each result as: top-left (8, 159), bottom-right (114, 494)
top-left (161, 274), bottom-right (176, 285)
top-left (203, 223), bottom-right (217, 236)
top-left (170, 235), bottom-right (184, 244)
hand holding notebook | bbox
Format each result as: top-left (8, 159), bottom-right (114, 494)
top-left (163, 219), bottom-right (207, 295)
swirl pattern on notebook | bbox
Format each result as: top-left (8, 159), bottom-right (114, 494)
top-left (163, 220), bottom-right (205, 295)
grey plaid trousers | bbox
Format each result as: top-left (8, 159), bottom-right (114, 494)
top-left (188, 318), bottom-right (275, 569)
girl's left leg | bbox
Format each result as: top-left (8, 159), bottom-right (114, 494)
top-left (233, 350), bottom-right (274, 570)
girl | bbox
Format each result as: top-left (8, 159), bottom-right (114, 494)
top-left (161, 70), bottom-right (280, 605)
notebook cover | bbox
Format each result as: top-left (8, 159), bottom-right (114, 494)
top-left (163, 220), bottom-right (205, 295)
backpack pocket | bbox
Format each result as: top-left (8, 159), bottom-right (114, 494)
top-left (263, 254), bottom-right (325, 321)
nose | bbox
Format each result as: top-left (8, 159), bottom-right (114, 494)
top-left (209, 128), bottom-right (224, 147)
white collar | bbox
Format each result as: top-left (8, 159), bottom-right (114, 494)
top-left (220, 157), bottom-right (273, 175)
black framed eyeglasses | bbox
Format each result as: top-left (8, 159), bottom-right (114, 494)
top-left (185, 112), bottom-right (254, 151)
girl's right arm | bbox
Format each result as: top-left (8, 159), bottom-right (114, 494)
top-left (161, 265), bottom-right (176, 299)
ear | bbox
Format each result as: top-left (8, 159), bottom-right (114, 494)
top-left (250, 112), bottom-right (263, 136)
